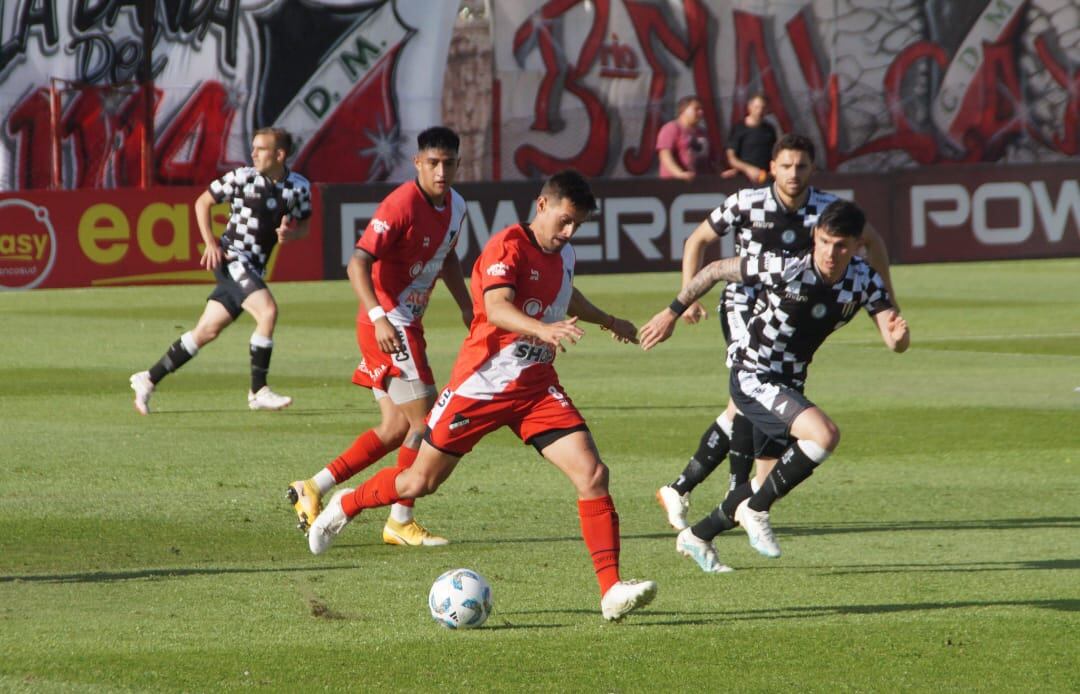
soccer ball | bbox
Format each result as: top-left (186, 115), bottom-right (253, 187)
top-left (428, 568), bottom-right (493, 629)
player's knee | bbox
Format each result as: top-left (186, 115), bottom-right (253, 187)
top-left (377, 413), bottom-right (409, 446)
top-left (581, 460), bottom-right (610, 496)
top-left (818, 419), bottom-right (840, 452)
top-left (193, 325), bottom-right (220, 343)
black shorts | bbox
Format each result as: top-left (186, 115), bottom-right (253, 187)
top-left (208, 259), bottom-right (268, 318)
top-left (729, 369), bottom-right (813, 459)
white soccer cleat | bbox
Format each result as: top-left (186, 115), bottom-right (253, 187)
top-left (656, 485), bottom-right (690, 530)
top-left (248, 386), bottom-right (293, 411)
top-left (735, 499), bottom-right (781, 558)
top-left (130, 371), bottom-right (154, 415)
top-left (307, 489), bottom-right (353, 555)
top-left (676, 527), bottom-right (734, 574)
top-left (601, 579), bottom-right (657, 621)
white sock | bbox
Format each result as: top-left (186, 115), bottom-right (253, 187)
top-left (180, 331), bottom-right (200, 355)
top-left (312, 469), bottom-right (336, 495)
top-left (389, 503), bottom-right (413, 523)
top-left (750, 478), bottom-right (761, 494)
top-left (716, 411), bottom-right (734, 438)
top-left (250, 333), bottom-right (273, 349)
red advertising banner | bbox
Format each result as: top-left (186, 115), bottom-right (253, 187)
top-left (0, 187), bottom-right (323, 290)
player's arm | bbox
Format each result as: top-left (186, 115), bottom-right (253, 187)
top-left (485, 287), bottom-right (584, 353)
top-left (276, 216), bottom-right (310, 243)
top-left (441, 252), bottom-right (473, 329)
top-left (347, 249), bottom-right (403, 354)
top-left (680, 220), bottom-right (722, 324)
top-left (859, 223), bottom-right (899, 311)
top-left (872, 308), bottom-right (910, 353)
top-left (568, 287), bottom-right (638, 345)
top-left (194, 190), bottom-right (222, 270)
top-left (639, 256), bottom-right (744, 351)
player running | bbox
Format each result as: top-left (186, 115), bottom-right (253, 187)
top-left (129, 127), bottom-right (311, 414)
top-left (640, 199), bottom-right (909, 572)
top-left (654, 134), bottom-right (897, 532)
top-left (286, 127), bottom-right (472, 546)
top-left (305, 170), bottom-right (658, 621)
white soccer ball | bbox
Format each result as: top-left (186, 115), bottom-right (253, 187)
top-left (428, 568), bottom-right (493, 629)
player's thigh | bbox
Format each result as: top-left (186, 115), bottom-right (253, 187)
top-left (729, 369), bottom-right (813, 445)
top-left (240, 287), bottom-right (277, 324)
top-left (788, 407), bottom-right (839, 450)
top-left (536, 429), bottom-right (608, 498)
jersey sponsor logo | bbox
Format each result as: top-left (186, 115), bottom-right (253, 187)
top-left (512, 338), bottom-right (555, 364)
top-left (784, 291), bottom-right (808, 302)
top-left (523, 298), bottom-right (543, 316)
top-left (811, 303), bottom-right (827, 319)
top-left (371, 218), bottom-right (391, 234)
top-left (410, 261), bottom-right (423, 278)
top-left (486, 261), bottom-right (509, 277)
top-left (752, 221), bottom-right (775, 229)
top-left (448, 414), bottom-right (471, 431)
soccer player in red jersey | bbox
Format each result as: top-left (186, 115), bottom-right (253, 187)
top-left (286, 127), bottom-right (472, 546)
top-left (306, 170), bottom-right (658, 621)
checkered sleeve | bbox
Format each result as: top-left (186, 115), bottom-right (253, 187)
top-left (707, 192), bottom-right (740, 237)
top-left (286, 175), bottom-right (312, 221)
top-left (741, 252), bottom-right (795, 288)
top-left (863, 266), bottom-right (894, 315)
top-left (208, 168), bottom-right (246, 203)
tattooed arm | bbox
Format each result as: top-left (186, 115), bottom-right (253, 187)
top-left (639, 256), bottom-right (744, 351)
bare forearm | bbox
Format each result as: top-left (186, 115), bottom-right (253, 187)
top-left (347, 251), bottom-right (381, 311)
top-left (676, 257), bottom-right (742, 306)
top-left (487, 299), bottom-right (545, 338)
top-left (568, 288), bottom-right (611, 326)
top-left (194, 194), bottom-right (217, 246)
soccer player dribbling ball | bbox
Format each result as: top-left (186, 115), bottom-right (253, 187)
top-left (129, 127), bottom-right (311, 414)
top-left (286, 127), bottom-right (472, 546)
top-left (306, 169), bottom-right (658, 621)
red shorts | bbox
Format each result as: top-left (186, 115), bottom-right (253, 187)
top-left (425, 383), bottom-right (586, 456)
top-left (352, 320), bottom-right (434, 391)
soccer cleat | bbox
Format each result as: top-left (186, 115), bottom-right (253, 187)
top-left (307, 489), bottom-right (353, 555)
top-left (735, 499), bottom-right (781, 558)
top-left (248, 386), bottom-right (293, 411)
top-left (382, 518), bottom-right (449, 546)
top-left (130, 371), bottom-right (154, 415)
top-left (601, 579), bottom-right (658, 621)
top-left (286, 480), bottom-right (322, 533)
top-left (656, 485), bottom-right (690, 530)
top-left (676, 527), bottom-right (734, 574)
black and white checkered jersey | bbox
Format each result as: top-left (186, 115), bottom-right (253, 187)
top-left (707, 185), bottom-right (842, 313)
top-left (729, 251), bottom-right (893, 381)
top-left (209, 166), bottom-right (312, 276)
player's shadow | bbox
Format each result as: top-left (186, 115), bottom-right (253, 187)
top-left (637, 597), bottom-right (1079, 627)
top-left (0, 564), bottom-right (358, 584)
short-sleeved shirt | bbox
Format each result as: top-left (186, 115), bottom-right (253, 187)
top-left (447, 224), bottom-right (575, 400)
top-left (730, 251), bottom-right (893, 381)
top-left (356, 180), bottom-right (466, 328)
top-left (656, 120), bottom-right (713, 177)
top-left (209, 166), bottom-right (312, 276)
top-left (727, 121), bottom-right (777, 171)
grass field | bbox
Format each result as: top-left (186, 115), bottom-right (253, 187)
top-left (1, 259), bottom-right (1078, 692)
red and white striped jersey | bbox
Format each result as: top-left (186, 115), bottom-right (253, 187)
top-left (448, 224), bottom-right (575, 400)
top-left (356, 180), bottom-right (465, 327)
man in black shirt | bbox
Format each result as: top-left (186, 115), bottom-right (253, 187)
top-left (723, 94), bottom-right (778, 185)
top-left (129, 127), bottom-right (312, 414)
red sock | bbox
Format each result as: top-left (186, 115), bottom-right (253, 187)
top-left (578, 495), bottom-right (621, 596)
top-left (328, 430), bottom-right (389, 483)
top-left (393, 446), bottom-right (419, 508)
top-left (341, 467), bottom-right (402, 517)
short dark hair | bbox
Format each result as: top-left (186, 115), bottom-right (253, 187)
top-left (417, 126), bottom-right (460, 153)
top-left (254, 127), bottom-right (294, 157)
top-left (815, 199), bottom-right (865, 238)
top-left (541, 169), bottom-right (597, 213)
top-left (676, 95), bottom-right (700, 116)
top-left (772, 133), bottom-right (815, 164)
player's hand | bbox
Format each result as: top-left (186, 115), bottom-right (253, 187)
top-left (681, 301), bottom-right (708, 324)
top-left (200, 243), bottom-right (223, 270)
top-left (374, 317), bottom-right (404, 354)
top-left (601, 316), bottom-right (639, 345)
top-left (536, 316), bottom-right (585, 353)
top-left (276, 218), bottom-right (302, 243)
top-left (638, 309), bottom-right (678, 351)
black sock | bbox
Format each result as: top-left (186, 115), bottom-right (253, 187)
top-left (148, 339), bottom-right (196, 384)
top-left (721, 481), bottom-right (754, 520)
top-left (250, 344), bottom-right (272, 392)
top-left (671, 420), bottom-right (731, 494)
top-left (728, 413), bottom-right (754, 491)
top-left (690, 505), bottom-right (738, 542)
top-left (748, 442), bottom-right (819, 512)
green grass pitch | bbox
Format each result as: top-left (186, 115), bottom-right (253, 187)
top-left (1, 259), bottom-right (1078, 692)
